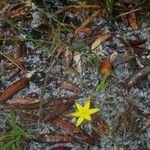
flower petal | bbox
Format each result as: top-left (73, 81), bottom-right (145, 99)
top-left (76, 116), bottom-right (84, 127)
top-left (70, 111), bottom-right (80, 117)
top-left (75, 102), bottom-right (83, 111)
top-left (88, 108), bottom-right (100, 115)
top-left (84, 114), bottom-right (91, 121)
top-left (83, 100), bottom-right (90, 110)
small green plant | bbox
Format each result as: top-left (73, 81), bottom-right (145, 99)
top-left (0, 114), bottom-right (34, 150)
top-left (104, 0), bottom-right (115, 14)
top-left (96, 72), bottom-right (110, 93)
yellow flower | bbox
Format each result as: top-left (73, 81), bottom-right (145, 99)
top-left (71, 100), bottom-right (100, 127)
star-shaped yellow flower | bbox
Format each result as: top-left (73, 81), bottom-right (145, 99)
top-left (71, 100), bottom-right (100, 127)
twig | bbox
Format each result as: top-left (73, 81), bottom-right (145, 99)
top-left (116, 8), bottom-right (139, 19)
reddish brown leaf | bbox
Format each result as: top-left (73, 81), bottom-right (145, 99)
top-left (54, 48), bottom-right (65, 57)
top-left (51, 146), bottom-right (71, 150)
top-left (101, 58), bottom-right (112, 76)
top-left (127, 7), bottom-right (138, 31)
top-left (0, 3), bottom-right (5, 10)
top-left (118, 37), bottom-right (146, 47)
top-left (133, 46), bottom-right (150, 52)
top-left (126, 65), bottom-right (150, 87)
top-left (43, 96), bottom-right (77, 122)
top-left (128, 39), bottom-right (146, 46)
top-left (92, 114), bottom-right (109, 136)
top-left (0, 71), bottom-right (34, 102)
top-left (52, 117), bottom-right (96, 144)
top-left (57, 81), bottom-right (81, 93)
top-left (18, 112), bottom-right (39, 123)
top-left (0, 77), bottom-right (29, 102)
top-left (46, 95), bottom-right (78, 107)
top-left (35, 133), bottom-right (74, 144)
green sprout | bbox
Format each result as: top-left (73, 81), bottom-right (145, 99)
top-left (0, 114), bottom-right (34, 150)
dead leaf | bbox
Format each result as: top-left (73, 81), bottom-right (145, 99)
top-left (43, 96), bottom-right (77, 122)
top-left (92, 114), bottom-right (109, 136)
top-left (51, 146), bottom-right (71, 150)
top-left (91, 34), bottom-right (112, 50)
top-left (18, 112), bottom-right (39, 123)
top-left (7, 98), bottom-right (40, 106)
top-left (0, 71), bottom-right (34, 102)
top-left (35, 133), bottom-right (74, 144)
top-left (57, 81), bottom-right (81, 93)
top-left (52, 117), bottom-right (96, 144)
top-left (127, 6), bottom-right (138, 31)
top-left (0, 3), bottom-right (5, 10)
top-left (101, 58), bottom-right (112, 76)
top-left (0, 77), bottom-right (29, 102)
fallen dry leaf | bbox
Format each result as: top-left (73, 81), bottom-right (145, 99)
top-left (127, 7), bottom-right (138, 31)
top-left (52, 117), bottom-right (96, 145)
top-left (35, 133), bottom-right (74, 144)
top-left (0, 71), bottom-right (34, 102)
top-left (91, 34), bottom-right (112, 50)
top-left (7, 98), bottom-right (40, 106)
top-left (101, 58), bottom-right (112, 76)
top-left (57, 81), bottom-right (81, 93)
top-left (0, 77), bottom-right (29, 102)
top-left (51, 146), bottom-right (71, 150)
top-left (43, 96), bottom-right (77, 122)
top-left (92, 114), bottom-right (109, 136)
